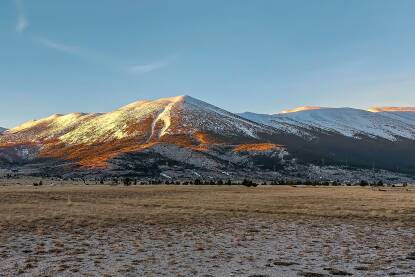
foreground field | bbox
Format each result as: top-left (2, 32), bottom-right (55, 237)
top-left (0, 183), bottom-right (414, 276)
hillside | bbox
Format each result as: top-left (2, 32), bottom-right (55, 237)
top-left (0, 96), bottom-right (286, 178)
top-left (240, 107), bottom-right (415, 176)
top-left (240, 108), bottom-right (415, 141)
top-left (0, 97), bottom-right (414, 180)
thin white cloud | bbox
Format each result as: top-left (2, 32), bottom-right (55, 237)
top-left (36, 37), bottom-right (82, 55)
top-left (36, 37), bottom-right (120, 66)
top-left (15, 0), bottom-right (29, 33)
top-left (129, 56), bottom-right (176, 75)
top-left (36, 37), bottom-right (175, 76)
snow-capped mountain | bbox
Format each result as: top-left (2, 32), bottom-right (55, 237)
top-left (1, 95), bottom-right (269, 145)
top-left (0, 96), bottom-right (281, 171)
top-left (240, 107), bottom-right (415, 141)
top-left (0, 96), bottom-right (414, 179)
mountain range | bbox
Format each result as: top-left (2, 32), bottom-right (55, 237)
top-left (1, 95), bottom-right (414, 182)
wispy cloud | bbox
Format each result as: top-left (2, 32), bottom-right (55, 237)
top-left (36, 37), bottom-right (176, 76)
top-left (12, 1), bottom-right (173, 76)
top-left (36, 37), bottom-right (82, 55)
top-left (15, 0), bottom-right (29, 33)
top-left (129, 56), bottom-right (176, 75)
top-left (36, 37), bottom-right (121, 67)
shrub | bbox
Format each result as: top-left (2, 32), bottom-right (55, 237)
top-left (123, 177), bottom-right (132, 186)
top-left (242, 179), bottom-right (258, 187)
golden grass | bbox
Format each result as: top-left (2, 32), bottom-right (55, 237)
top-left (0, 183), bottom-right (414, 234)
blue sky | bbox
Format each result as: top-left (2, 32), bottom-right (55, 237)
top-left (1, 0), bottom-right (415, 128)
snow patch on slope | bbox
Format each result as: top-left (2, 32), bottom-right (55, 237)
top-left (378, 111), bottom-right (415, 126)
top-left (60, 100), bottom-right (164, 144)
top-left (2, 113), bottom-right (99, 143)
top-left (240, 108), bottom-right (415, 141)
top-left (239, 112), bottom-right (314, 138)
top-left (279, 108), bottom-right (415, 140)
top-left (149, 97), bottom-right (182, 139)
top-left (179, 96), bottom-right (265, 138)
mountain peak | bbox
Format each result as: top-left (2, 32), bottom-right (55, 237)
top-left (159, 94), bottom-right (201, 103)
top-left (158, 95), bottom-right (188, 102)
top-left (122, 95), bottom-right (197, 109)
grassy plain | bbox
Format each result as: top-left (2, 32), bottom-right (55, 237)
top-left (0, 181), bottom-right (414, 276)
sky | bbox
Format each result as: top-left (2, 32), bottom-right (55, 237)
top-left (1, 0), bottom-right (415, 128)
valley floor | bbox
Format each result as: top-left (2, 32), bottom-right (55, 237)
top-left (0, 183), bottom-right (414, 276)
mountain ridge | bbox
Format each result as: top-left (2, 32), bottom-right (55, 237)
top-left (240, 108), bottom-right (415, 141)
top-left (0, 95), bottom-right (278, 170)
top-left (3, 95), bottom-right (269, 144)
top-left (1, 95), bottom-right (414, 180)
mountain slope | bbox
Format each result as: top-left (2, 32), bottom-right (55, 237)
top-left (0, 127), bottom-right (6, 133)
top-left (0, 97), bottom-right (414, 179)
top-left (240, 107), bottom-right (415, 176)
top-left (240, 108), bottom-right (415, 141)
top-left (0, 96), bottom-right (282, 170)
top-left (2, 96), bottom-right (270, 145)
top-left (378, 111), bottom-right (415, 127)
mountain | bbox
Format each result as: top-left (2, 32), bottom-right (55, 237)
top-left (2, 96), bottom-right (269, 145)
top-left (240, 107), bottom-right (415, 176)
top-left (240, 107), bottom-right (415, 141)
top-left (0, 96), bottom-right (286, 178)
top-left (0, 96), bottom-right (414, 181)
top-left (0, 127), bottom-right (6, 133)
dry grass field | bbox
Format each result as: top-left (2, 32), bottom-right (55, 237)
top-left (0, 181), bottom-right (414, 276)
